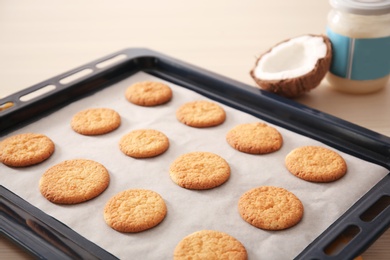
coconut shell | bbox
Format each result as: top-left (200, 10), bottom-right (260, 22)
top-left (250, 34), bottom-right (332, 98)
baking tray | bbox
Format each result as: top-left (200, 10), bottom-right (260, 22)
top-left (0, 48), bottom-right (389, 259)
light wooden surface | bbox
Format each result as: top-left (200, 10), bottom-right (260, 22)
top-left (0, 0), bottom-right (389, 259)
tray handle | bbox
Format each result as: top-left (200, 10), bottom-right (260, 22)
top-left (296, 174), bottom-right (390, 259)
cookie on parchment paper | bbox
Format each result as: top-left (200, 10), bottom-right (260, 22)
top-left (71, 108), bottom-right (121, 135)
top-left (119, 129), bottom-right (169, 158)
top-left (238, 186), bottom-right (304, 230)
top-left (173, 230), bottom-right (248, 260)
top-left (176, 100), bottom-right (226, 128)
top-left (125, 81), bottom-right (173, 106)
top-left (226, 122), bottom-right (283, 154)
top-left (0, 133), bottom-right (55, 167)
top-left (39, 159), bottom-right (110, 204)
top-left (104, 189), bottom-right (167, 233)
top-left (285, 146), bottom-right (347, 182)
top-left (169, 151), bottom-right (230, 190)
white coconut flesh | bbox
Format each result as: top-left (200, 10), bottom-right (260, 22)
top-left (254, 35), bottom-right (327, 80)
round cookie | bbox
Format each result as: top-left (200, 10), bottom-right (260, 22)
top-left (125, 81), bottom-right (172, 106)
top-left (174, 230), bottom-right (248, 260)
top-left (176, 100), bottom-right (226, 128)
top-left (238, 186), bottom-right (303, 230)
top-left (226, 122), bottom-right (283, 154)
top-left (104, 189), bottom-right (167, 233)
top-left (39, 159), bottom-right (110, 204)
top-left (285, 146), bottom-right (347, 182)
top-left (71, 108), bottom-right (121, 135)
top-left (169, 152), bottom-right (230, 190)
top-left (119, 129), bottom-right (169, 158)
top-left (0, 133), bottom-right (55, 167)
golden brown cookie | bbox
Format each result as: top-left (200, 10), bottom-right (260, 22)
top-left (104, 189), bottom-right (167, 233)
top-left (119, 129), bottom-right (169, 158)
top-left (169, 152), bottom-right (230, 190)
top-left (285, 146), bottom-right (347, 182)
top-left (226, 122), bottom-right (283, 154)
top-left (176, 100), bottom-right (226, 128)
top-left (0, 133), bottom-right (55, 167)
top-left (39, 159), bottom-right (110, 204)
top-left (71, 108), bottom-right (121, 135)
top-left (174, 230), bottom-right (248, 260)
top-left (238, 186), bottom-right (303, 230)
top-left (125, 81), bottom-right (173, 106)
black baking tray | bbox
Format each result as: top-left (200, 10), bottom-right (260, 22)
top-left (0, 48), bottom-right (389, 259)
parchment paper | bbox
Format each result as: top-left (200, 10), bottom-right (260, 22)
top-left (0, 72), bottom-right (388, 259)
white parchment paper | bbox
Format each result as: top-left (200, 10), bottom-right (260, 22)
top-left (0, 72), bottom-right (388, 259)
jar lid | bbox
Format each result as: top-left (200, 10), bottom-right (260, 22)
top-left (330, 0), bottom-right (390, 15)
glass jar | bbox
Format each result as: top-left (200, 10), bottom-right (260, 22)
top-left (326, 0), bottom-right (390, 94)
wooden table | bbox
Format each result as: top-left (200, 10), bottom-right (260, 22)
top-left (1, 0), bottom-right (389, 259)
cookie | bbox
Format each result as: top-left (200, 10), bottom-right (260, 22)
top-left (0, 133), bottom-right (55, 167)
top-left (173, 230), bottom-right (248, 260)
top-left (176, 100), bottom-right (226, 128)
top-left (285, 146), bottom-right (347, 182)
top-left (119, 129), bottom-right (169, 158)
top-left (71, 108), bottom-right (121, 135)
top-left (39, 159), bottom-right (110, 204)
top-left (104, 189), bottom-right (167, 233)
top-left (125, 81), bottom-right (172, 106)
top-left (238, 186), bottom-right (303, 230)
top-left (226, 122), bottom-right (283, 154)
top-left (169, 152), bottom-right (230, 190)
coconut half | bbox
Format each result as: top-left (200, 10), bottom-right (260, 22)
top-left (250, 34), bottom-right (332, 98)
